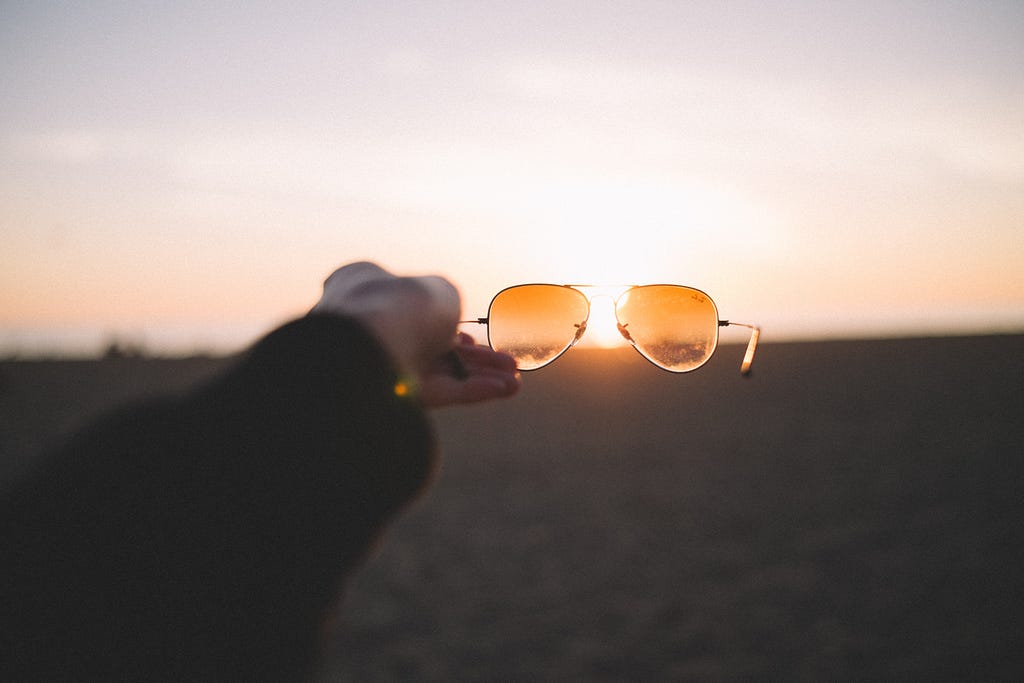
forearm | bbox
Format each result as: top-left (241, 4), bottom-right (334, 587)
top-left (2, 314), bottom-right (438, 679)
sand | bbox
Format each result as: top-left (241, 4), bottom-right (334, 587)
top-left (2, 335), bottom-right (1022, 680)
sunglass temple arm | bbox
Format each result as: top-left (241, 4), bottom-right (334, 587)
top-left (719, 321), bottom-right (761, 377)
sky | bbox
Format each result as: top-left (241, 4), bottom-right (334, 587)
top-left (2, 1), bottom-right (1022, 355)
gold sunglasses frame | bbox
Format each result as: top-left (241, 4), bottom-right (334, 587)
top-left (461, 284), bottom-right (760, 376)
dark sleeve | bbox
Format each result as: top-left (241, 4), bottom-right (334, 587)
top-left (1, 314), bottom-right (437, 681)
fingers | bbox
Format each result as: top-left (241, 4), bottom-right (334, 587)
top-left (452, 334), bottom-right (518, 374)
top-left (419, 343), bottom-right (521, 408)
top-left (419, 372), bottom-right (520, 408)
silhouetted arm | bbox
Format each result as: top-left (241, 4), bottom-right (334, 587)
top-left (2, 314), bottom-right (436, 681)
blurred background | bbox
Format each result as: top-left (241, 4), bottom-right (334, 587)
top-left (3, 1), bottom-right (1022, 356)
top-left (3, 6), bottom-right (1022, 678)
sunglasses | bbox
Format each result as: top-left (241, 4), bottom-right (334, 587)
top-left (462, 284), bottom-right (760, 375)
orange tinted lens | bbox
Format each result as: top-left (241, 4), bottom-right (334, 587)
top-left (615, 285), bottom-right (719, 372)
top-left (488, 285), bottom-right (590, 370)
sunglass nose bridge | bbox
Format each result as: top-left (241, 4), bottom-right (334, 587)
top-left (578, 293), bottom-right (625, 349)
top-left (572, 319), bottom-right (587, 345)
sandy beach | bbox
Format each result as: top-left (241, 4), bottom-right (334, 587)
top-left (2, 334), bottom-right (1021, 680)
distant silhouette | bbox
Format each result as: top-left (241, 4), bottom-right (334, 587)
top-left (1, 263), bottom-right (519, 680)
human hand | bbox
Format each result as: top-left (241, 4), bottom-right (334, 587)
top-left (311, 262), bottom-right (520, 408)
top-left (418, 331), bottom-right (520, 408)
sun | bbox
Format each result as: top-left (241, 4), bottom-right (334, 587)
top-left (575, 287), bottom-right (633, 349)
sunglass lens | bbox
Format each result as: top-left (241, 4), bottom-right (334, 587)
top-left (488, 285), bottom-right (590, 370)
top-left (615, 285), bottom-right (719, 372)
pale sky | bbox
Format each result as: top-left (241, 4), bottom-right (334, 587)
top-left (2, 1), bottom-right (1022, 355)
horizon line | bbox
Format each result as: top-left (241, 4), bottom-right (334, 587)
top-left (2, 322), bottom-right (1021, 361)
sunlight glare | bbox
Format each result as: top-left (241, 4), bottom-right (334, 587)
top-left (576, 288), bottom-right (632, 348)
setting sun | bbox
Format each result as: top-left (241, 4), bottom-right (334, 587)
top-left (574, 288), bottom-right (632, 349)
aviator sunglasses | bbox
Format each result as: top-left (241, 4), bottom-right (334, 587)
top-left (462, 284), bottom-right (760, 375)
